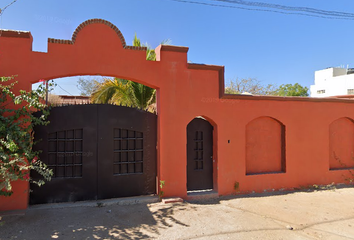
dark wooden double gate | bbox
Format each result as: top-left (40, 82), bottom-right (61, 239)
top-left (30, 104), bottom-right (157, 204)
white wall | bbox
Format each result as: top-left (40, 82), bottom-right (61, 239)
top-left (310, 68), bottom-right (354, 97)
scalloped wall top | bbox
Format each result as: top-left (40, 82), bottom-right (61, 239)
top-left (47, 18), bottom-right (147, 51)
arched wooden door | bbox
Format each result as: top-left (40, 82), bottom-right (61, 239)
top-left (187, 118), bottom-right (213, 191)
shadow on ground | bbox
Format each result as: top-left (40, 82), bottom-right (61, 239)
top-left (187, 183), bottom-right (354, 205)
top-left (0, 202), bottom-right (189, 240)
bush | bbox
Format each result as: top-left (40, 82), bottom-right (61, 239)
top-left (0, 76), bottom-right (53, 196)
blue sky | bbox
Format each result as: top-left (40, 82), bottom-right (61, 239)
top-left (1, 0), bottom-right (354, 95)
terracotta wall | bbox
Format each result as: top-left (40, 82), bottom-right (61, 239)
top-left (329, 118), bottom-right (354, 169)
top-left (245, 117), bottom-right (285, 175)
top-left (1, 19), bottom-right (354, 212)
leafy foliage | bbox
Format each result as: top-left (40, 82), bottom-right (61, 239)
top-left (0, 76), bottom-right (53, 196)
top-left (225, 78), bottom-right (309, 97)
top-left (158, 180), bottom-right (165, 201)
top-left (275, 83), bottom-right (309, 97)
top-left (91, 78), bottom-right (156, 110)
top-left (91, 34), bottom-right (164, 111)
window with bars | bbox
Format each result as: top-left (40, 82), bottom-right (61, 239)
top-left (317, 89), bottom-right (326, 94)
top-left (194, 131), bottom-right (204, 170)
top-left (47, 129), bottom-right (83, 178)
top-left (113, 128), bottom-right (144, 175)
top-left (347, 89), bottom-right (354, 94)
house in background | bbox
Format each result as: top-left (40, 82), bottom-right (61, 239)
top-left (48, 94), bottom-right (90, 105)
top-left (310, 67), bottom-right (354, 97)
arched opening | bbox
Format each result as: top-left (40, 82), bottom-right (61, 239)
top-left (30, 75), bottom-right (158, 204)
top-left (246, 116), bottom-right (286, 175)
top-left (186, 117), bottom-right (214, 191)
top-left (329, 117), bottom-right (354, 170)
top-left (31, 75), bottom-right (158, 112)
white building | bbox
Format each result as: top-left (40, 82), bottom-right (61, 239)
top-left (310, 67), bottom-right (354, 97)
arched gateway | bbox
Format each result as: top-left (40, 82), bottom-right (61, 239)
top-left (0, 19), bottom-right (223, 210)
top-left (2, 18), bottom-right (354, 213)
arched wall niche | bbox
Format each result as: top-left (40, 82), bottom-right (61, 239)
top-left (246, 116), bottom-right (286, 175)
top-left (329, 117), bottom-right (354, 170)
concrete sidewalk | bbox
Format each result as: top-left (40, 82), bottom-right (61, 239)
top-left (1, 187), bottom-right (354, 239)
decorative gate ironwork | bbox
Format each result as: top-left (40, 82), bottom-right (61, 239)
top-left (187, 118), bottom-right (213, 191)
top-left (30, 104), bottom-right (157, 204)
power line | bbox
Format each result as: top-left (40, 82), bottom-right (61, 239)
top-left (53, 81), bottom-right (74, 96)
top-left (0, 0), bottom-right (19, 38)
top-left (214, 0), bottom-right (354, 18)
top-left (0, 0), bottom-right (18, 17)
top-left (169, 0), bottom-right (354, 20)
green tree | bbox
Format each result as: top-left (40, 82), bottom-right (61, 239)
top-left (275, 83), bottom-right (309, 97)
top-left (0, 76), bottom-right (53, 196)
top-left (91, 78), bottom-right (156, 110)
top-left (91, 34), bottom-right (165, 111)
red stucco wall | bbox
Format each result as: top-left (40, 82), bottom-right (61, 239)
top-left (329, 118), bottom-right (354, 169)
top-left (246, 117), bottom-right (285, 174)
top-left (1, 19), bottom-right (354, 211)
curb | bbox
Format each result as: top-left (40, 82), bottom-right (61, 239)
top-left (29, 195), bottom-right (159, 210)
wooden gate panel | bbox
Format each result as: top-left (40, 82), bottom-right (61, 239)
top-left (187, 118), bottom-right (213, 191)
top-left (97, 105), bottom-right (157, 199)
top-left (30, 105), bottom-right (98, 204)
top-left (30, 104), bottom-right (156, 204)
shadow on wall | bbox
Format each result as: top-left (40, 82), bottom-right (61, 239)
top-left (0, 203), bottom-right (191, 240)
